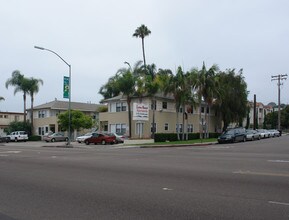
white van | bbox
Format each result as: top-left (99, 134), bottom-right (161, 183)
top-left (8, 131), bottom-right (28, 142)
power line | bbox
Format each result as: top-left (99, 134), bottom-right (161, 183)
top-left (271, 74), bottom-right (287, 130)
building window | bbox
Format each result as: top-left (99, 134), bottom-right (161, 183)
top-left (38, 110), bottom-right (46, 118)
top-left (14, 115), bottom-right (20, 122)
top-left (178, 107), bottom-right (183, 113)
top-left (176, 124), bottom-right (183, 133)
top-left (162, 102), bottom-right (167, 109)
top-left (116, 124), bottom-right (126, 134)
top-left (4, 115), bottom-right (8, 119)
top-left (201, 107), bottom-right (205, 113)
top-left (187, 124), bottom-right (193, 133)
top-left (164, 123), bottom-right (169, 131)
top-left (0, 115), bottom-right (3, 118)
top-left (207, 107), bottom-right (209, 114)
top-left (116, 102), bottom-right (126, 112)
top-left (151, 123), bottom-right (156, 132)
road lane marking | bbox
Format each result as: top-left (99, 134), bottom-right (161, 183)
top-left (268, 201), bottom-right (289, 206)
top-left (162, 188), bottom-right (173, 191)
top-left (233, 170), bottom-right (289, 177)
top-left (268, 160), bottom-right (289, 163)
top-left (0, 151), bottom-right (21, 154)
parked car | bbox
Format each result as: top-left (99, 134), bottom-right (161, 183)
top-left (43, 132), bottom-right (68, 142)
top-left (103, 132), bottom-right (126, 143)
top-left (267, 129), bottom-right (280, 137)
top-left (84, 133), bottom-right (116, 145)
top-left (245, 129), bottom-right (261, 141)
top-left (218, 127), bottom-right (246, 144)
top-left (76, 132), bottom-right (93, 143)
top-left (0, 135), bottom-right (10, 143)
top-left (257, 129), bottom-right (270, 139)
top-left (7, 131), bottom-right (28, 142)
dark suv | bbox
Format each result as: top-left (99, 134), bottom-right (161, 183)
top-left (217, 127), bottom-right (246, 144)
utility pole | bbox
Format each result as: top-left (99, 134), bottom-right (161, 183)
top-left (271, 74), bottom-right (287, 130)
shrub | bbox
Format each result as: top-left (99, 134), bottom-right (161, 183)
top-left (28, 135), bottom-right (42, 141)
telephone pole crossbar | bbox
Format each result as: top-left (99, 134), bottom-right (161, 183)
top-left (271, 74), bottom-right (287, 130)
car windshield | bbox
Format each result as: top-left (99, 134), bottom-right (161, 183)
top-left (224, 130), bottom-right (235, 135)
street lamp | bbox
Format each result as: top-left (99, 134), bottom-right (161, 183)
top-left (34, 46), bottom-right (72, 146)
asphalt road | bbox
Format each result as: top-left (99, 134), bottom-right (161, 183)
top-left (0, 136), bottom-right (288, 220)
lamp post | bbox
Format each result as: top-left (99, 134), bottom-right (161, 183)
top-left (34, 46), bottom-right (72, 146)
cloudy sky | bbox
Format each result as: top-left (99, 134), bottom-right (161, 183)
top-left (1, 0), bottom-right (288, 112)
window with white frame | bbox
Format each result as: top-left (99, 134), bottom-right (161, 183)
top-left (164, 123), bottom-right (169, 131)
top-left (38, 110), bottom-right (46, 118)
top-left (114, 124), bottom-right (126, 134)
top-left (187, 124), bottom-right (193, 133)
top-left (176, 124), bottom-right (183, 133)
top-left (162, 102), bottom-right (167, 109)
top-left (116, 102), bottom-right (126, 112)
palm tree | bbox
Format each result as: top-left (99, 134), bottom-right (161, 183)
top-left (194, 62), bottom-right (219, 138)
top-left (27, 77), bottom-right (43, 134)
top-left (5, 70), bottom-right (30, 122)
top-left (161, 67), bottom-right (192, 140)
top-left (144, 64), bottom-right (159, 138)
top-left (133, 24), bottom-right (151, 67)
top-left (115, 68), bottom-right (137, 138)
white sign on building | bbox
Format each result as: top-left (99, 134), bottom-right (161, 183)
top-left (133, 103), bottom-right (149, 121)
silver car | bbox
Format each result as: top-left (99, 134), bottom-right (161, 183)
top-left (246, 130), bottom-right (261, 141)
top-left (43, 132), bottom-right (68, 142)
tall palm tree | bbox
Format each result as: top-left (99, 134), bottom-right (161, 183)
top-left (5, 70), bottom-right (30, 122)
top-left (133, 24), bottom-right (151, 67)
top-left (28, 77), bottom-right (43, 134)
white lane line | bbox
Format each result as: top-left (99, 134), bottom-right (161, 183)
top-left (233, 170), bottom-right (289, 177)
top-left (162, 187), bottom-right (173, 191)
top-left (268, 160), bottom-right (289, 163)
top-left (268, 201), bottom-right (289, 206)
top-left (0, 151), bottom-right (21, 154)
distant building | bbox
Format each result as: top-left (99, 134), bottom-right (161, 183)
top-left (245, 101), bottom-right (273, 128)
top-left (27, 99), bottom-right (105, 139)
top-left (0, 111), bottom-right (25, 135)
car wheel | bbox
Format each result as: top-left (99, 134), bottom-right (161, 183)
top-left (51, 138), bottom-right (55, 142)
top-left (243, 136), bottom-right (246, 142)
top-left (65, 138), bottom-right (68, 142)
top-left (258, 135), bottom-right (261, 140)
top-left (252, 137), bottom-right (254, 141)
top-left (101, 140), bottom-right (106, 145)
top-left (15, 138), bottom-right (18, 142)
top-left (85, 140), bottom-right (89, 145)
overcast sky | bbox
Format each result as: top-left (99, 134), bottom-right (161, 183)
top-left (1, 0), bottom-right (289, 112)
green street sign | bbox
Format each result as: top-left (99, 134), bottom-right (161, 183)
top-left (63, 76), bottom-right (70, 99)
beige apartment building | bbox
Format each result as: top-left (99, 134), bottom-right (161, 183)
top-left (99, 94), bottom-right (218, 139)
top-left (0, 111), bottom-right (25, 135)
top-left (27, 99), bottom-right (104, 139)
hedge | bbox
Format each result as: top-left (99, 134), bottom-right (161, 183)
top-left (28, 135), bottom-right (42, 141)
top-left (154, 133), bottom-right (220, 142)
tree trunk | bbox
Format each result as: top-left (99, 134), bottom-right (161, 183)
top-left (176, 108), bottom-right (180, 141)
top-left (23, 92), bottom-right (27, 122)
top-left (142, 38), bottom-right (146, 67)
top-left (152, 97), bottom-right (156, 139)
top-left (199, 104), bottom-right (203, 139)
top-left (182, 104), bottom-right (185, 140)
top-left (127, 98), bottom-right (132, 138)
top-left (31, 95), bottom-right (34, 135)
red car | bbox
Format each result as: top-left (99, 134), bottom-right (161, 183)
top-left (84, 133), bottom-right (116, 145)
